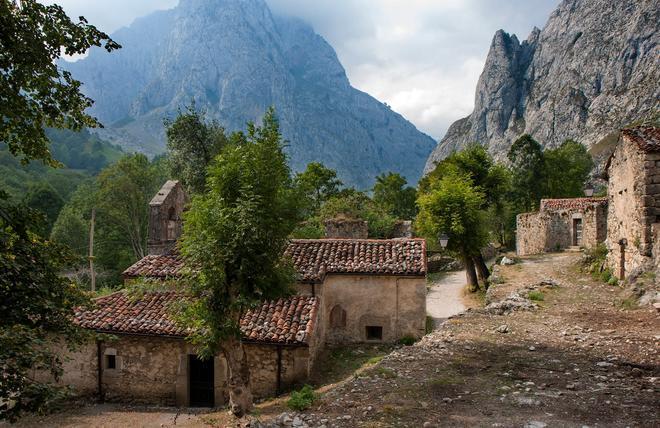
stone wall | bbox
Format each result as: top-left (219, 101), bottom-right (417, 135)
top-left (516, 205), bottom-right (605, 256)
top-left (56, 334), bottom-right (316, 405)
top-left (324, 218), bottom-right (368, 239)
top-left (607, 141), bottom-right (660, 277)
top-left (147, 180), bottom-right (189, 255)
top-left (320, 275), bottom-right (426, 345)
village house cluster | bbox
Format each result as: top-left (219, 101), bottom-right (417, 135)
top-left (517, 125), bottom-right (660, 279)
top-left (58, 181), bottom-right (427, 407)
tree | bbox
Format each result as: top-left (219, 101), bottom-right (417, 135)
top-left (295, 162), bottom-right (343, 214)
top-left (507, 134), bottom-right (545, 212)
top-left (24, 182), bottom-right (64, 235)
top-left (164, 105), bottom-right (229, 194)
top-left (0, 0), bottom-right (120, 165)
top-left (178, 108), bottom-right (300, 416)
top-left (417, 172), bottom-right (488, 291)
top-left (373, 172), bottom-right (417, 220)
top-left (96, 154), bottom-right (166, 260)
top-left (0, 191), bottom-right (89, 421)
top-left (544, 139), bottom-right (594, 198)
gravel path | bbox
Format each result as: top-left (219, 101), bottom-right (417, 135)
top-left (426, 270), bottom-right (467, 324)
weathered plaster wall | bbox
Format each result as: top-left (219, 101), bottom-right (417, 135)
top-left (320, 275), bottom-right (426, 345)
top-left (607, 142), bottom-right (660, 277)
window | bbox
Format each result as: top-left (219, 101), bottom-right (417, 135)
top-left (106, 354), bottom-right (116, 370)
top-left (365, 326), bottom-right (383, 341)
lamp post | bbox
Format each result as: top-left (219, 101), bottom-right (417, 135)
top-left (584, 183), bottom-right (594, 197)
top-left (438, 233), bottom-right (449, 250)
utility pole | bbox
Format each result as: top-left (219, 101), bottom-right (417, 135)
top-left (89, 208), bottom-right (96, 292)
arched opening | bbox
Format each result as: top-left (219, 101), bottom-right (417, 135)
top-left (166, 206), bottom-right (178, 240)
top-left (329, 304), bottom-right (346, 329)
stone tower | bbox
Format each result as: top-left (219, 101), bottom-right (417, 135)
top-left (147, 180), bottom-right (189, 255)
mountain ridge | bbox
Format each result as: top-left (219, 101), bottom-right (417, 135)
top-left (64, 0), bottom-right (436, 188)
top-left (425, 0), bottom-right (659, 173)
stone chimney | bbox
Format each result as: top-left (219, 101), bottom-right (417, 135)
top-left (147, 180), bottom-right (189, 255)
top-left (324, 218), bottom-right (368, 239)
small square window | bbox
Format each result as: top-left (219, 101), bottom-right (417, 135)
top-left (366, 326), bottom-right (383, 341)
top-left (106, 354), bottom-right (116, 370)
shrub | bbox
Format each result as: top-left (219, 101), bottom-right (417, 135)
top-left (607, 276), bottom-right (619, 286)
top-left (528, 290), bottom-right (544, 301)
top-left (287, 385), bottom-right (317, 411)
top-left (425, 315), bottom-right (435, 334)
top-left (398, 335), bottom-right (416, 346)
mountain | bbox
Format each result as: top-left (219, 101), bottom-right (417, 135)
top-left (425, 0), bottom-right (659, 173)
top-left (63, 0), bottom-right (436, 188)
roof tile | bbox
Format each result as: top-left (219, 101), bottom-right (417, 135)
top-left (622, 126), bottom-right (660, 153)
top-left (540, 197), bottom-right (607, 211)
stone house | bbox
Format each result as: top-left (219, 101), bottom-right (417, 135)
top-left (517, 198), bottom-right (608, 256)
top-left (64, 293), bottom-right (321, 407)
top-left (605, 126), bottom-right (660, 279)
top-left (63, 181), bottom-right (428, 406)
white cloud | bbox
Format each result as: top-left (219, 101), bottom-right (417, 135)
top-left (46, 0), bottom-right (559, 140)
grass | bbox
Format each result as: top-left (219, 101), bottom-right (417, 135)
top-left (528, 290), bottom-right (545, 301)
top-left (618, 297), bottom-right (638, 310)
top-left (373, 367), bottom-right (397, 378)
top-left (397, 335), bottom-right (417, 346)
top-left (312, 344), bottom-right (394, 385)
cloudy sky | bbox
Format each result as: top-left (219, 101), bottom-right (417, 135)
top-left (49, 0), bottom-right (559, 140)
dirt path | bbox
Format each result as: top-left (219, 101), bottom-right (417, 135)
top-left (426, 270), bottom-right (467, 323)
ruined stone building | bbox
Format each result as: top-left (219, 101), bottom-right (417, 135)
top-left (605, 126), bottom-right (660, 279)
top-left (516, 198), bottom-right (608, 256)
top-left (62, 181), bottom-right (427, 406)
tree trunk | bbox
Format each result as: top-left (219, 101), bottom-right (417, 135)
top-left (473, 253), bottom-right (491, 288)
top-left (221, 336), bottom-right (253, 417)
top-left (463, 254), bottom-right (479, 292)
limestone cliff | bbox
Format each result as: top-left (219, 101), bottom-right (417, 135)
top-left (65, 0), bottom-right (436, 188)
top-left (425, 0), bottom-right (659, 173)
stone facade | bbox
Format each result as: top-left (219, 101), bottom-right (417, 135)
top-left (54, 335), bottom-right (316, 406)
top-left (606, 126), bottom-right (660, 278)
top-left (517, 198), bottom-right (608, 256)
top-left (323, 218), bottom-right (368, 239)
top-left (147, 180), bottom-right (189, 255)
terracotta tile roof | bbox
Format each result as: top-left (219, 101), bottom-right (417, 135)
top-left (540, 197), bottom-right (607, 211)
top-left (123, 252), bottom-right (184, 278)
top-left (123, 238), bottom-right (427, 283)
top-left (284, 238), bottom-right (427, 283)
top-left (75, 292), bottom-right (318, 345)
top-left (622, 126), bottom-right (660, 153)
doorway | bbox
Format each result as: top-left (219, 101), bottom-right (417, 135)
top-left (189, 355), bottom-right (214, 407)
top-left (572, 218), bottom-right (583, 246)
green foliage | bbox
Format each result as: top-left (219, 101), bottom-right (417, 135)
top-left (527, 290), bottom-right (544, 301)
top-left (50, 155), bottom-right (166, 287)
top-left (287, 385), bottom-right (318, 411)
top-left (164, 105), bottom-right (229, 194)
top-left (46, 128), bottom-right (124, 173)
top-left (177, 107), bottom-right (300, 358)
top-left (0, 191), bottom-right (90, 421)
top-left (416, 171), bottom-right (488, 257)
top-left (318, 189), bottom-right (398, 238)
top-left (373, 172), bottom-right (417, 220)
top-left (24, 183), bottom-right (64, 235)
top-left (507, 134), bottom-right (545, 212)
top-left (295, 162), bottom-right (343, 215)
top-left (544, 140), bottom-right (594, 198)
top-left (0, 0), bottom-right (120, 165)
top-left (397, 335), bottom-right (417, 346)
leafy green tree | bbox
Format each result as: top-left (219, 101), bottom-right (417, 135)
top-left (417, 172), bottom-right (488, 291)
top-left (0, 191), bottom-right (89, 421)
top-left (318, 188), bottom-right (398, 238)
top-left (295, 162), bottom-right (343, 214)
top-left (507, 134), bottom-right (545, 212)
top-left (178, 108), bottom-right (300, 416)
top-left (24, 183), bottom-right (64, 235)
top-left (164, 105), bottom-right (229, 194)
top-left (96, 154), bottom-right (167, 260)
top-left (373, 172), bottom-right (417, 220)
top-left (544, 139), bottom-right (594, 198)
top-left (0, 0), bottom-right (120, 165)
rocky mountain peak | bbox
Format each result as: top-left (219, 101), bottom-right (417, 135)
top-left (65, 0), bottom-right (435, 188)
top-left (424, 0), bottom-right (659, 174)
